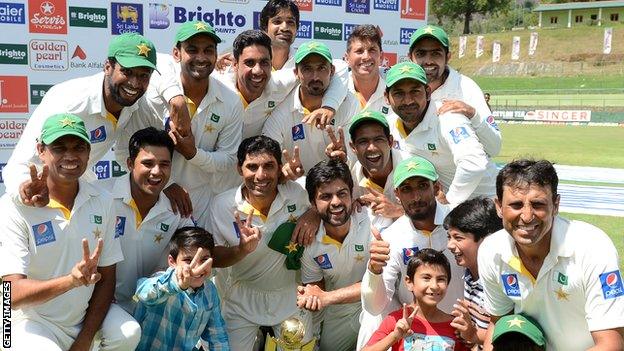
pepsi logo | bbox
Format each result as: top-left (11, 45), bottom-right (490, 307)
top-left (316, 255), bottom-right (325, 263)
top-left (506, 275), bottom-right (517, 286)
top-left (37, 223), bottom-right (48, 234)
top-left (93, 128), bottom-right (103, 138)
top-left (115, 217), bottom-right (122, 226)
top-left (606, 272), bottom-right (618, 287)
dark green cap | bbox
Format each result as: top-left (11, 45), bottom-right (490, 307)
top-left (107, 33), bottom-right (157, 70)
top-left (40, 113), bottom-right (90, 145)
top-left (175, 21), bottom-right (221, 44)
top-left (492, 314), bottom-right (546, 346)
top-left (294, 41), bottom-right (332, 64)
top-left (409, 25), bottom-right (450, 50)
top-left (393, 156), bottom-right (438, 188)
top-left (385, 62), bottom-right (428, 88)
top-left (267, 222), bottom-right (304, 270)
top-left (349, 110), bottom-right (389, 137)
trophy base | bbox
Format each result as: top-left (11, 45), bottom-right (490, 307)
top-left (264, 336), bottom-right (316, 351)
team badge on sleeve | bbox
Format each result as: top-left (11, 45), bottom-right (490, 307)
top-left (115, 216), bottom-right (126, 238)
top-left (402, 247), bottom-right (419, 265)
top-left (90, 126), bottom-right (107, 143)
top-left (291, 124), bottom-right (306, 141)
top-left (486, 115), bottom-right (499, 131)
top-left (32, 221), bottom-right (56, 246)
top-left (501, 273), bottom-right (521, 297)
top-left (314, 254), bottom-right (333, 269)
top-left (600, 270), bottom-right (624, 299)
top-left (449, 126), bottom-right (470, 144)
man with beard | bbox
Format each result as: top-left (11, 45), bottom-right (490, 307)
top-left (263, 41), bottom-right (360, 173)
top-left (384, 61), bottom-right (497, 205)
top-left (107, 127), bottom-right (195, 314)
top-left (121, 21), bottom-right (243, 221)
top-left (0, 114), bottom-right (139, 350)
top-left (297, 159), bottom-right (371, 351)
top-left (3, 33), bottom-right (183, 207)
top-left (408, 25), bottom-right (501, 158)
top-left (205, 135), bottom-right (313, 350)
top-left (478, 159), bottom-right (624, 350)
top-left (357, 156), bottom-right (464, 349)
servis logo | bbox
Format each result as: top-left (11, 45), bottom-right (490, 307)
top-left (29, 0), bottom-right (67, 34)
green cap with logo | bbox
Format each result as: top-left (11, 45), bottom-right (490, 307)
top-left (349, 110), bottom-right (389, 138)
top-left (385, 61), bottom-right (428, 88)
top-left (40, 113), bottom-right (90, 145)
top-left (108, 33), bottom-right (157, 70)
top-left (294, 41), bottom-right (332, 64)
top-left (492, 314), bottom-right (546, 346)
top-left (393, 156), bottom-right (438, 188)
top-left (409, 25), bottom-right (450, 50)
top-left (175, 20), bottom-right (222, 44)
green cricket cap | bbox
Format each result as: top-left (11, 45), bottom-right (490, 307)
top-left (385, 61), bottom-right (428, 88)
top-left (408, 25), bottom-right (450, 50)
top-left (107, 33), bottom-right (157, 70)
top-left (349, 110), bottom-right (389, 138)
top-left (175, 21), bottom-right (222, 44)
top-left (294, 41), bottom-right (332, 64)
top-left (393, 156), bottom-right (438, 188)
top-left (492, 314), bottom-right (546, 346)
top-left (40, 113), bottom-right (90, 145)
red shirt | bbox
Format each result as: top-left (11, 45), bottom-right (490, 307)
top-left (367, 309), bottom-right (470, 351)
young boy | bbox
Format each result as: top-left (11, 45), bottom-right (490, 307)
top-left (134, 227), bottom-right (229, 350)
top-left (492, 314), bottom-right (546, 351)
top-left (364, 248), bottom-right (469, 351)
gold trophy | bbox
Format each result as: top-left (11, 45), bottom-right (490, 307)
top-left (264, 318), bottom-right (316, 351)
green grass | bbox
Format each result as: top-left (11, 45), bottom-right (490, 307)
top-left (494, 124), bottom-right (624, 168)
top-left (492, 94), bottom-right (624, 108)
top-left (560, 180), bottom-right (624, 188)
top-left (474, 75), bottom-right (624, 93)
top-left (562, 212), bottom-right (623, 270)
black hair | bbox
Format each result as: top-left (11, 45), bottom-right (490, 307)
top-left (169, 226), bottom-right (215, 260)
top-left (349, 120), bottom-right (391, 141)
top-left (406, 248), bottom-right (451, 282)
top-left (128, 127), bottom-right (174, 162)
top-left (443, 197), bottom-right (503, 242)
top-left (305, 159), bottom-right (354, 203)
top-left (237, 135), bottom-right (282, 168)
top-left (347, 24), bottom-right (383, 53)
top-left (493, 332), bottom-right (545, 351)
top-left (233, 30), bottom-right (273, 61)
top-left (259, 0), bottom-right (300, 32)
top-left (496, 159), bottom-right (558, 201)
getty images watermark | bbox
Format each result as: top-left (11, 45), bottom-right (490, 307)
top-left (2, 281), bottom-right (10, 348)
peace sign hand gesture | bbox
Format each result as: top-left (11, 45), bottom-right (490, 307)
top-left (235, 209), bottom-right (262, 255)
top-left (393, 303), bottom-right (418, 339)
top-left (324, 126), bottom-right (347, 162)
top-left (359, 186), bottom-right (404, 219)
top-left (176, 247), bottom-right (214, 290)
top-left (282, 146), bottom-right (304, 181)
top-left (70, 239), bottom-right (103, 287)
top-left (19, 164), bottom-right (50, 207)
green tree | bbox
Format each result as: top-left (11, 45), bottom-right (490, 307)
top-left (431, 0), bottom-right (512, 34)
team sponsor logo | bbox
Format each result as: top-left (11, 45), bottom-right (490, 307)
top-left (0, 76), bottom-right (29, 113)
top-left (449, 126), bottom-right (470, 144)
top-left (252, 11), bottom-right (260, 30)
top-left (29, 39), bottom-right (68, 71)
top-left (314, 253), bottom-right (333, 269)
top-left (400, 27), bottom-right (416, 45)
top-left (232, 221), bottom-right (241, 238)
top-left (400, 0), bottom-right (425, 20)
top-left (374, 0), bottom-right (399, 11)
top-left (90, 125), bottom-right (107, 143)
top-left (0, 163), bottom-right (6, 183)
top-left (29, 0), bottom-right (67, 34)
top-left (111, 2), bottom-right (143, 34)
top-left (0, 118), bottom-right (27, 148)
top-left (32, 221), bottom-right (56, 246)
top-left (69, 7), bottom-right (107, 28)
top-left (600, 270), bottom-right (624, 299)
top-left (315, 0), bottom-right (341, 6)
top-left (501, 273), bottom-right (521, 297)
top-left (173, 6), bottom-right (246, 34)
top-left (294, 0), bottom-right (313, 11)
top-left (149, 3), bottom-right (170, 29)
top-left (486, 115), bottom-right (499, 131)
top-left (346, 0), bottom-right (370, 14)
top-left (381, 52), bottom-right (397, 68)
top-left (70, 45), bottom-right (105, 70)
top-left (297, 20), bottom-right (312, 39)
top-left (313, 21), bottom-right (342, 41)
top-left (291, 123), bottom-right (305, 141)
top-left (0, 44), bottom-right (28, 65)
top-left (0, 2), bottom-right (25, 24)
top-left (71, 45), bottom-right (86, 60)
top-left (160, 223), bottom-right (169, 232)
top-left (402, 246), bottom-right (419, 264)
top-left (115, 216), bottom-right (126, 238)
top-left (112, 160), bottom-right (127, 177)
top-left (343, 23), bottom-right (356, 41)
top-left (93, 160), bottom-right (110, 179)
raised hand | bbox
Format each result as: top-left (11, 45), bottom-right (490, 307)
top-left (215, 52), bottom-right (235, 72)
top-left (302, 106), bottom-right (335, 130)
top-left (368, 226), bottom-right (390, 275)
top-left (282, 146), bottom-right (304, 181)
top-left (163, 183), bottom-right (193, 217)
top-left (394, 303), bottom-right (418, 338)
top-left (450, 299), bottom-right (479, 345)
top-left (437, 99), bottom-right (476, 119)
top-left (70, 239), bottom-right (103, 287)
top-left (168, 120), bottom-right (197, 160)
top-left (359, 186), bottom-right (404, 219)
top-left (236, 209), bottom-right (262, 255)
top-left (324, 126), bottom-right (347, 162)
top-left (176, 247), bottom-right (214, 290)
top-left (291, 208), bottom-right (321, 246)
top-left (19, 164), bottom-right (50, 207)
